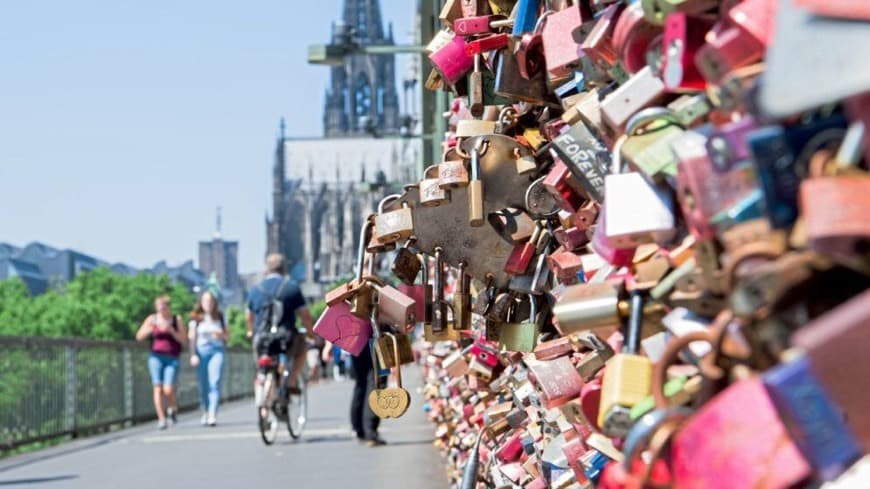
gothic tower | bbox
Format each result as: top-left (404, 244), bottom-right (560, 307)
top-left (266, 119), bottom-right (286, 258)
top-left (323, 0), bottom-right (401, 137)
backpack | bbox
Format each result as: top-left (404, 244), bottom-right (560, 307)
top-left (254, 276), bottom-right (290, 334)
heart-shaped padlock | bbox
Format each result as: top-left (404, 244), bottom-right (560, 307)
top-left (368, 332), bottom-right (412, 419)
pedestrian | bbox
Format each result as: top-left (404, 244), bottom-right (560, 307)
top-left (188, 290), bottom-right (227, 427)
top-left (350, 342), bottom-right (385, 446)
top-left (136, 295), bottom-right (187, 430)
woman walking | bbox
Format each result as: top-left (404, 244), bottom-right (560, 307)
top-left (136, 295), bottom-right (187, 430)
top-left (189, 291), bottom-right (227, 426)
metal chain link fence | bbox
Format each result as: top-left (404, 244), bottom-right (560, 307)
top-left (0, 336), bottom-right (255, 450)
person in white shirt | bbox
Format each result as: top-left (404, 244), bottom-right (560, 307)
top-left (188, 291), bottom-right (227, 426)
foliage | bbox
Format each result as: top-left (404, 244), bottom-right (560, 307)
top-left (0, 268), bottom-right (195, 341)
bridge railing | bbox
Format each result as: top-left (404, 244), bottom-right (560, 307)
top-left (0, 335), bottom-right (255, 451)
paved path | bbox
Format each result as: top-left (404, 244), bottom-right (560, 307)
top-left (0, 368), bottom-right (448, 489)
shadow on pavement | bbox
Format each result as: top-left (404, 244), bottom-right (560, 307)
top-left (0, 474), bottom-right (78, 485)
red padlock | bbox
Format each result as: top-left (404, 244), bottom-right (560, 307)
top-left (543, 159), bottom-right (587, 213)
top-left (661, 13), bottom-right (714, 91)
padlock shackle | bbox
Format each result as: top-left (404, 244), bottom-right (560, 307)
top-left (356, 216), bottom-right (375, 280)
top-left (377, 193), bottom-right (403, 214)
top-left (624, 107), bottom-right (683, 136)
top-left (625, 291), bottom-right (644, 354)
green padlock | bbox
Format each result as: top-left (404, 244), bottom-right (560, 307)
top-left (620, 108), bottom-right (686, 183)
top-left (499, 295), bottom-right (541, 353)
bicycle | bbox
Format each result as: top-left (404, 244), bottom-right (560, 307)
top-left (254, 333), bottom-right (308, 445)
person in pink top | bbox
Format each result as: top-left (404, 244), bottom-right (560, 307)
top-left (136, 295), bottom-right (188, 430)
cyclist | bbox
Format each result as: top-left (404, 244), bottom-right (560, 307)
top-left (246, 254), bottom-right (313, 412)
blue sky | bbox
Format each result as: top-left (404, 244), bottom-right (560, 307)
top-left (0, 0), bottom-right (414, 273)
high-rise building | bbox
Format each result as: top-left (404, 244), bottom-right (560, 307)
top-left (199, 208), bottom-right (243, 305)
top-left (323, 0), bottom-right (401, 137)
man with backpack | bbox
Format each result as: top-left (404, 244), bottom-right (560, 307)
top-left (246, 254), bottom-right (313, 400)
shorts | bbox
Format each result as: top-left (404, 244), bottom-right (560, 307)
top-left (253, 330), bottom-right (305, 361)
top-left (148, 353), bottom-right (180, 386)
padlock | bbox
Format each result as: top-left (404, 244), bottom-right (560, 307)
top-left (454, 261), bottom-right (473, 332)
top-left (542, 158), bottom-right (586, 213)
top-left (670, 377), bottom-right (811, 488)
top-left (547, 245), bottom-right (584, 285)
top-left (511, 0), bottom-right (540, 37)
top-left (673, 130), bottom-right (758, 239)
top-left (425, 247), bottom-right (460, 342)
top-left (467, 54), bottom-right (485, 117)
top-left (504, 223), bottom-right (542, 276)
top-left (553, 226), bottom-right (589, 251)
top-left (528, 355), bottom-right (585, 409)
top-left (374, 200), bottom-right (414, 244)
top-left (541, 4), bottom-right (585, 80)
top-left (600, 66), bottom-right (666, 133)
top-left (391, 238), bottom-right (422, 286)
top-left (468, 138), bottom-right (486, 227)
top-left (598, 291), bottom-right (653, 437)
top-left (661, 13), bottom-right (714, 91)
top-left (499, 295), bottom-right (541, 352)
top-left (603, 146), bottom-right (676, 249)
top-left (454, 15), bottom-right (508, 36)
top-left (694, 26), bottom-right (764, 84)
top-left (420, 165), bottom-right (451, 207)
top-left (369, 333), bottom-right (412, 419)
top-left (550, 121), bottom-right (609, 202)
top-left (465, 32), bottom-right (510, 56)
top-left (312, 299), bottom-right (373, 356)
top-left (611, 1), bottom-right (662, 74)
top-left (515, 28), bottom-right (545, 82)
top-left (460, 0), bottom-right (489, 18)
top-left (372, 279), bottom-right (418, 332)
top-left (619, 108), bottom-right (685, 183)
top-left (492, 47), bottom-right (556, 105)
top-left (428, 32), bottom-right (474, 86)
top-left (576, 333), bottom-right (615, 382)
top-left (580, 3), bottom-right (627, 83)
top-left (438, 158), bottom-right (469, 189)
top-left (533, 336), bottom-right (576, 361)
top-left (589, 206), bottom-right (637, 268)
top-left (488, 207), bottom-right (537, 245)
top-left (373, 328), bottom-right (415, 369)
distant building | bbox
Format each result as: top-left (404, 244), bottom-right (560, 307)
top-left (198, 208), bottom-right (244, 306)
top-left (0, 241), bottom-right (208, 296)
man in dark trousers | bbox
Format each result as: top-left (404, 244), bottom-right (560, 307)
top-left (350, 342), bottom-right (385, 446)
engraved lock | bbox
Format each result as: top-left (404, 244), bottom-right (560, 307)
top-left (550, 121), bottom-right (610, 202)
top-left (374, 200), bottom-right (415, 244)
top-left (598, 291), bottom-right (653, 437)
top-left (420, 165), bottom-right (451, 207)
top-left (530, 355), bottom-right (585, 410)
top-left (499, 295), bottom-right (541, 353)
top-left (438, 158), bottom-right (469, 189)
top-left (368, 333), bottom-right (412, 419)
top-left (313, 299), bottom-right (373, 357)
top-left (374, 327), bottom-right (415, 369)
top-left (454, 15), bottom-right (508, 37)
top-left (488, 207), bottom-right (537, 245)
top-left (620, 107), bottom-right (686, 183)
top-left (468, 138), bottom-right (487, 227)
top-left (391, 238), bottom-right (422, 286)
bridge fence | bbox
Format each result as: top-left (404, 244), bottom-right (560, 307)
top-left (0, 335), bottom-right (255, 451)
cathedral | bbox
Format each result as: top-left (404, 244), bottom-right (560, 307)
top-left (265, 0), bottom-right (420, 300)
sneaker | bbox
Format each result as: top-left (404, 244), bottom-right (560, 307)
top-left (207, 414), bottom-right (217, 427)
top-left (201, 413), bottom-right (208, 426)
top-left (365, 436), bottom-right (387, 447)
top-left (167, 408), bottom-right (177, 426)
top-left (157, 419), bottom-right (168, 430)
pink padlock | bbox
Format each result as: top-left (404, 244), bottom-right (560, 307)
top-left (428, 34), bottom-right (474, 85)
top-left (398, 283), bottom-right (427, 329)
top-left (590, 206), bottom-right (636, 268)
top-left (312, 300), bottom-right (372, 356)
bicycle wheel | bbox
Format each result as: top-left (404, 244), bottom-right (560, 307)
top-left (258, 371), bottom-right (279, 445)
top-left (286, 370), bottom-right (308, 439)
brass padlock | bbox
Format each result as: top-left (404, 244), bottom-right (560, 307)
top-left (368, 333), bottom-right (411, 419)
top-left (425, 247), bottom-right (460, 341)
top-left (374, 199), bottom-right (415, 244)
top-left (420, 165), bottom-right (451, 207)
top-left (453, 261), bottom-right (472, 331)
top-left (499, 295), bottom-right (541, 352)
top-left (438, 158), bottom-right (469, 189)
top-left (374, 329), bottom-right (415, 368)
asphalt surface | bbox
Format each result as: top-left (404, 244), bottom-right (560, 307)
top-left (0, 367), bottom-right (449, 489)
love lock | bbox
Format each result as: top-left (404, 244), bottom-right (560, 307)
top-left (368, 333), bottom-right (411, 419)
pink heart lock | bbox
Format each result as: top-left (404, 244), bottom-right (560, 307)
top-left (312, 301), bottom-right (372, 356)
